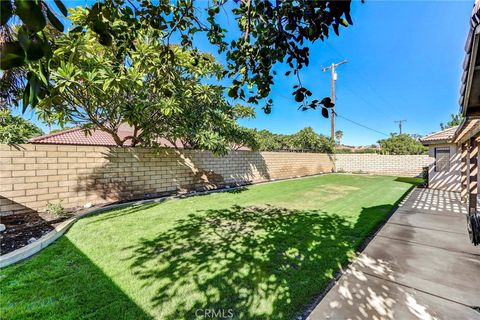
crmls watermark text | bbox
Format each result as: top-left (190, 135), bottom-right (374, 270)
top-left (195, 308), bottom-right (234, 318)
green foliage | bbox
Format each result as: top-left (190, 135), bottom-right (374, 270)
top-left (289, 127), bottom-right (335, 153)
top-left (0, 109), bottom-right (43, 144)
top-left (255, 129), bottom-right (291, 151)
top-left (0, 1), bottom-right (66, 62)
top-left (0, 1), bottom-right (66, 109)
top-left (46, 200), bottom-right (65, 217)
top-left (440, 113), bottom-right (463, 130)
top-left (255, 127), bottom-right (334, 153)
top-left (378, 134), bottom-right (427, 155)
top-left (30, 8), bottom-right (256, 155)
top-left (2, 0), bottom-right (353, 113)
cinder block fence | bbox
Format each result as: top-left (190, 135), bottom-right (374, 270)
top-left (335, 154), bottom-right (431, 177)
top-left (0, 144), bottom-right (334, 215)
top-left (0, 144), bottom-right (432, 216)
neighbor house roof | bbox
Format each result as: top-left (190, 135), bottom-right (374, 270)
top-left (29, 124), bottom-right (179, 147)
top-left (29, 124), bottom-right (250, 150)
top-left (420, 126), bottom-right (458, 145)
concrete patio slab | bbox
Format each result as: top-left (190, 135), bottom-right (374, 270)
top-left (308, 270), bottom-right (480, 320)
top-left (394, 207), bottom-right (461, 217)
top-left (354, 236), bottom-right (480, 306)
top-left (308, 188), bottom-right (480, 320)
top-left (387, 210), bottom-right (469, 235)
top-left (378, 223), bottom-right (479, 255)
top-left (398, 189), bottom-right (467, 215)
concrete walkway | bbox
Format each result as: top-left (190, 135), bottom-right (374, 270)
top-left (308, 188), bottom-right (480, 320)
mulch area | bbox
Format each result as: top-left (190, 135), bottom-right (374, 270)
top-left (0, 211), bottom-right (71, 255)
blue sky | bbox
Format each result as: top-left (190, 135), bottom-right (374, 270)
top-left (17, 0), bottom-right (474, 146)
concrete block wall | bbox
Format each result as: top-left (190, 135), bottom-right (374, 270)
top-left (335, 154), bottom-right (432, 177)
top-left (0, 145), bottom-right (334, 215)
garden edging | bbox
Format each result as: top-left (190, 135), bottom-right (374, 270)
top-left (0, 192), bottom-right (201, 268)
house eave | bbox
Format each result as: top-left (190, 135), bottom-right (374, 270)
top-left (460, 3), bottom-right (480, 116)
top-left (421, 139), bottom-right (452, 146)
top-left (453, 117), bottom-right (480, 144)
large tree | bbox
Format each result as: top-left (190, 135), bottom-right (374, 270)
top-left (255, 129), bottom-right (290, 151)
top-left (32, 8), bottom-right (257, 155)
top-left (1, 0), bottom-right (352, 114)
top-left (378, 134), bottom-right (427, 155)
top-left (0, 109), bottom-right (43, 144)
top-left (288, 127), bottom-right (334, 153)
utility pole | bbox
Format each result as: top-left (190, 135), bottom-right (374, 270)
top-left (322, 60), bottom-right (347, 139)
top-left (394, 120), bottom-right (407, 134)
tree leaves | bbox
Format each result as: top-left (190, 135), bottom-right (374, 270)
top-left (22, 72), bottom-right (45, 111)
top-left (15, 0), bottom-right (46, 32)
top-left (3, 0), bottom-right (355, 123)
top-left (320, 97), bottom-right (334, 108)
top-left (0, 0), bottom-right (13, 25)
top-left (0, 42), bottom-right (25, 70)
top-left (295, 92), bottom-right (304, 102)
top-left (31, 14), bottom-right (258, 154)
top-left (1, 0), bottom-right (68, 110)
top-left (18, 33), bottom-right (47, 61)
top-left (54, 0), bottom-right (68, 17)
top-left (0, 109), bottom-right (44, 144)
top-left (227, 86), bottom-right (237, 98)
top-left (46, 7), bottom-right (64, 32)
top-left (321, 107), bottom-right (329, 118)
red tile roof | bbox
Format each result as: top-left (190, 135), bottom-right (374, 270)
top-left (420, 126), bottom-right (458, 145)
top-left (29, 124), bottom-right (182, 147)
top-left (29, 124), bottom-right (250, 150)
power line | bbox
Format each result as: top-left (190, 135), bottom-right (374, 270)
top-left (275, 93), bottom-right (389, 137)
top-left (334, 112), bottom-right (389, 137)
top-left (325, 42), bottom-right (398, 119)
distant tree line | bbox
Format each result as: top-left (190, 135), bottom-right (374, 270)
top-left (377, 134), bottom-right (427, 155)
top-left (254, 127), bottom-right (335, 153)
top-left (335, 147), bottom-right (382, 154)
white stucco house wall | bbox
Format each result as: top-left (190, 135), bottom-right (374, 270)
top-left (420, 126), bottom-right (461, 192)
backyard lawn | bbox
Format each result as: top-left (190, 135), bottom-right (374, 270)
top-left (0, 174), bottom-right (421, 320)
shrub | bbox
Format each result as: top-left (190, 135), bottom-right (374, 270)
top-left (46, 201), bottom-right (66, 217)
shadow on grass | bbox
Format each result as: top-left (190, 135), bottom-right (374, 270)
top-left (222, 186), bottom-right (250, 194)
top-left (0, 237), bottom-right (152, 320)
top-left (86, 202), bottom-right (161, 224)
top-left (86, 187), bottom-right (250, 225)
top-left (394, 177), bottom-right (424, 185)
top-left (127, 203), bottom-right (396, 319)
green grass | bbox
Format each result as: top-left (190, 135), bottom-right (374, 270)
top-left (0, 174), bottom-right (421, 320)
